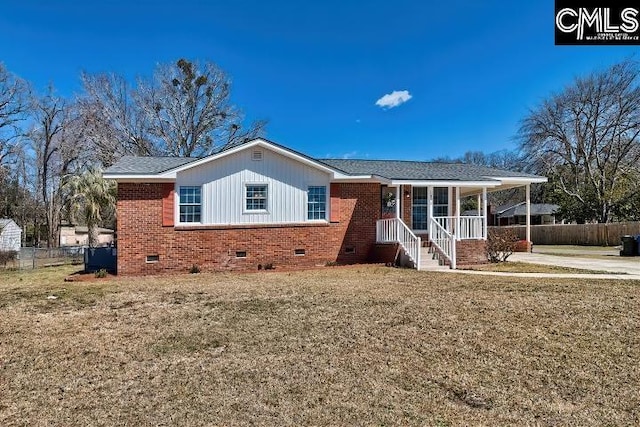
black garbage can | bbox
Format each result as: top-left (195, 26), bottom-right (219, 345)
top-left (636, 235), bottom-right (640, 256)
top-left (620, 235), bottom-right (637, 256)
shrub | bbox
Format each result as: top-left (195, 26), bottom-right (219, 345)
top-left (487, 229), bottom-right (519, 263)
top-left (95, 268), bottom-right (108, 278)
top-left (0, 250), bottom-right (18, 267)
top-left (189, 264), bottom-right (201, 274)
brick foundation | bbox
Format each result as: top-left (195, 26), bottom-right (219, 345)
top-left (456, 239), bottom-right (488, 266)
top-left (116, 182), bottom-right (382, 275)
top-left (514, 240), bottom-right (533, 252)
top-left (369, 243), bottom-right (399, 264)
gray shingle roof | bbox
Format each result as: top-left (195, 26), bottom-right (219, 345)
top-left (104, 156), bottom-right (197, 174)
top-left (498, 203), bottom-right (559, 218)
top-left (104, 148), bottom-right (543, 182)
top-left (319, 159), bottom-right (541, 181)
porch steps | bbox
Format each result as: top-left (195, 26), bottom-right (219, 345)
top-left (419, 246), bottom-right (450, 271)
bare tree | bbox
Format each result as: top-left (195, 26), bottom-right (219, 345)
top-left (0, 63), bottom-right (29, 166)
top-left (79, 59), bottom-right (265, 162)
top-left (519, 60), bottom-right (640, 223)
top-left (137, 58), bottom-right (265, 157)
top-left (29, 87), bottom-right (86, 247)
top-left (78, 72), bottom-right (153, 166)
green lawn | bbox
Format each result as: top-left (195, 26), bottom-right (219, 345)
top-left (0, 266), bottom-right (638, 426)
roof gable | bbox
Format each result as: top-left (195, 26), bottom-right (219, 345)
top-left (0, 219), bottom-right (19, 229)
top-left (104, 138), bottom-right (355, 180)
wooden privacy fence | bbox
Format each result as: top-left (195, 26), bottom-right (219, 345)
top-left (489, 222), bottom-right (640, 246)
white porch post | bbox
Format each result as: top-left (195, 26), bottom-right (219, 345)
top-left (482, 187), bottom-right (488, 240)
top-left (526, 184), bottom-right (531, 244)
top-left (455, 186), bottom-right (461, 241)
top-left (389, 185), bottom-right (399, 240)
top-left (428, 186), bottom-right (433, 239)
top-left (395, 185), bottom-right (401, 219)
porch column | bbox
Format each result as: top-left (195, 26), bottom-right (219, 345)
top-left (396, 185), bottom-right (401, 219)
top-left (482, 187), bottom-right (488, 240)
top-left (526, 184), bottom-right (531, 244)
top-left (428, 186), bottom-right (433, 238)
top-left (455, 186), bottom-right (461, 240)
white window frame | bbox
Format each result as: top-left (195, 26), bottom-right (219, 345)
top-left (243, 183), bottom-right (269, 214)
top-left (432, 187), bottom-right (450, 217)
top-left (306, 185), bottom-right (327, 222)
top-left (178, 186), bottom-right (202, 224)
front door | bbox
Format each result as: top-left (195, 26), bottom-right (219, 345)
top-left (412, 187), bottom-right (449, 231)
top-left (412, 187), bottom-right (428, 230)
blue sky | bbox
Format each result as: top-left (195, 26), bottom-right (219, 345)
top-left (1, 1), bottom-right (638, 160)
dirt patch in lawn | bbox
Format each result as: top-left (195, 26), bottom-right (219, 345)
top-left (0, 266), bottom-right (638, 426)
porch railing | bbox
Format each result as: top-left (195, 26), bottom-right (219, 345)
top-left (376, 218), bottom-right (422, 270)
top-left (433, 216), bottom-right (485, 240)
top-left (429, 217), bottom-right (456, 269)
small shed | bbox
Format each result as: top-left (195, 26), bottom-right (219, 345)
top-left (0, 219), bottom-right (22, 252)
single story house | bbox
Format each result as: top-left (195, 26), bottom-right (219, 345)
top-left (104, 138), bottom-right (546, 275)
top-left (0, 219), bottom-right (22, 252)
top-left (59, 225), bottom-right (115, 247)
top-left (496, 202), bottom-right (559, 225)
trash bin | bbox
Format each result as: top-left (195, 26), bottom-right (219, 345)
top-left (620, 235), bottom-right (637, 256)
top-left (636, 235), bottom-right (640, 256)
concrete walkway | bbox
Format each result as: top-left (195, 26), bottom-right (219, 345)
top-left (423, 248), bottom-right (640, 280)
top-left (441, 269), bottom-right (639, 280)
top-left (510, 252), bottom-right (640, 276)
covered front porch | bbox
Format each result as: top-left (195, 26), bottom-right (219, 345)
top-left (376, 180), bottom-right (541, 270)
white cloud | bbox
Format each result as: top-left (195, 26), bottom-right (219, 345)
top-left (375, 90), bottom-right (412, 109)
top-left (341, 151), bottom-right (358, 159)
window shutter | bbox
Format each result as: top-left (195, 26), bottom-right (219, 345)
top-left (330, 183), bottom-right (341, 223)
top-left (162, 183), bottom-right (175, 227)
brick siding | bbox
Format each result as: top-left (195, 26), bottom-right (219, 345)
top-left (401, 184), bottom-right (412, 227)
top-left (456, 239), bottom-right (488, 266)
top-left (116, 182), bottom-right (382, 275)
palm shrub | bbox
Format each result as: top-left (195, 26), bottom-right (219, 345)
top-left (67, 168), bottom-right (116, 247)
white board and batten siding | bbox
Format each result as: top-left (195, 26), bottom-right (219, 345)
top-left (0, 219), bottom-right (22, 252)
top-left (176, 147), bottom-right (331, 225)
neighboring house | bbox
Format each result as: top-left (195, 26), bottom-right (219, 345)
top-left (461, 208), bottom-right (497, 226)
top-left (495, 202), bottom-right (560, 226)
top-left (104, 138), bottom-right (546, 275)
top-left (59, 225), bottom-right (115, 247)
top-left (0, 219), bottom-right (22, 252)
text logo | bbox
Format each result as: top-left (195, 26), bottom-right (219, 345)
top-left (555, 1), bottom-right (640, 45)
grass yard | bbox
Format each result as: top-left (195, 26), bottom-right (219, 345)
top-left (0, 266), bottom-right (639, 426)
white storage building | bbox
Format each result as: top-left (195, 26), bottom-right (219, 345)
top-left (0, 219), bottom-right (22, 252)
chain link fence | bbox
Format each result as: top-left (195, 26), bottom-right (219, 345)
top-left (1, 247), bottom-right (86, 270)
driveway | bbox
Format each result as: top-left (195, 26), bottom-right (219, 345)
top-left (510, 247), bottom-right (640, 277)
